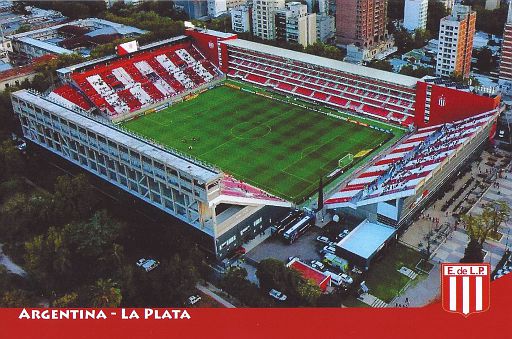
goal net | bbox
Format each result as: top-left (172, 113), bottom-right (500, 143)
top-left (338, 153), bottom-right (354, 169)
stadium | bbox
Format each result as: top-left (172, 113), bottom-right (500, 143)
top-left (11, 28), bottom-right (501, 260)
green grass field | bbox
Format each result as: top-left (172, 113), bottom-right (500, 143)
top-left (121, 84), bottom-right (392, 202)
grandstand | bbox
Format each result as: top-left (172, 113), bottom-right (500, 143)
top-left (325, 110), bottom-right (498, 227)
top-left (52, 38), bottom-right (221, 118)
top-left (11, 29), bottom-right (501, 259)
top-left (222, 39), bottom-right (417, 127)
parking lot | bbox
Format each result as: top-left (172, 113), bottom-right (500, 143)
top-left (246, 227), bottom-right (325, 264)
top-left (245, 217), bottom-right (357, 267)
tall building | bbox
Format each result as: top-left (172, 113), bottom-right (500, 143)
top-left (499, 2), bottom-right (512, 92)
top-left (177, 0), bottom-right (208, 19)
top-left (485, 0), bottom-right (500, 11)
top-left (231, 5), bottom-right (252, 33)
top-left (252, 0), bottom-right (286, 40)
top-left (336, 0), bottom-right (388, 47)
top-left (435, 4), bottom-right (476, 79)
top-left (208, 0), bottom-right (227, 17)
top-left (403, 0), bottom-right (428, 32)
top-left (438, 0), bottom-right (454, 12)
top-left (336, 0), bottom-right (393, 62)
top-left (317, 13), bottom-right (335, 42)
top-left (275, 2), bottom-right (317, 46)
top-left (226, 0), bottom-right (248, 9)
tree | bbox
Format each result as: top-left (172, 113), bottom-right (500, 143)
top-left (52, 174), bottom-right (96, 223)
top-left (256, 259), bottom-right (320, 306)
top-left (24, 226), bottom-right (72, 292)
top-left (304, 42), bottom-right (344, 60)
top-left (0, 140), bottom-right (25, 181)
top-left (475, 47), bottom-right (494, 73)
top-left (393, 29), bottom-right (415, 53)
top-left (193, 16), bottom-right (232, 32)
top-left (34, 53), bottom-right (86, 86)
top-left (460, 239), bottom-right (485, 263)
top-left (90, 39), bottom-right (130, 58)
top-left (256, 259), bottom-right (290, 292)
top-left (0, 191), bottom-right (54, 242)
top-left (52, 292), bottom-right (80, 307)
top-left (367, 60), bottom-right (393, 72)
top-left (413, 29), bottom-right (431, 47)
top-left (87, 278), bottom-right (122, 307)
top-left (295, 279), bottom-right (322, 305)
top-left (28, 1), bottom-right (106, 19)
top-left (387, 0), bottom-right (404, 21)
top-left (0, 178), bottom-right (26, 203)
top-left (426, 0), bottom-right (449, 37)
top-left (103, 11), bottom-right (185, 44)
top-left (317, 177), bottom-right (324, 212)
top-left (122, 254), bottom-right (199, 307)
top-left (0, 289), bottom-right (36, 307)
top-left (463, 201), bottom-right (510, 247)
top-left (423, 229), bottom-right (436, 258)
top-left (23, 209), bottom-right (124, 293)
top-left (219, 266), bottom-right (270, 306)
top-left (65, 210), bottom-right (123, 258)
top-left (400, 65), bottom-right (435, 78)
top-left (15, 24), bottom-right (31, 34)
top-left (474, 4), bottom-right (508, 36)
top-left (460, 201), bottom-right (511, 263)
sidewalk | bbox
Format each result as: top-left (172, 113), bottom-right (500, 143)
top-left (196, 284), bottom-right (236, 308)
top-left (433, 157), bottom-right (512, 271)
top-left (391, 263), bottom-right (440, 307)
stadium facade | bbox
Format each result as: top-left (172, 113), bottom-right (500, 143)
top-left (12, 28), bottom-right (501, 260)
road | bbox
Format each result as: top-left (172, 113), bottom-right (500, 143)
top-left (0, 244), bottom-right (26, 276)
top-left (196, 284), bottom-right (236, 308)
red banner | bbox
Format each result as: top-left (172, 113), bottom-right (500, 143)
top-left (0, 273), bottom-right (510, 339)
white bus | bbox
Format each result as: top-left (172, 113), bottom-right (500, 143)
top-left (282, 215), bottom-right (312, 244)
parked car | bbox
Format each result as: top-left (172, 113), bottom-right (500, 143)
top-left (16, 140), bottom-right (27, 152)
top-left (338, 229), bottom-right (350, 240)
top-left (322, 245), bottom-right (336, 255)
top-left (288, 256), bottom-right (300, 263)
top-left (136, 258), bottom-right (160, 272)
top-left (324, 271), bottom-right (344, 286)
top-left (269, 289), bottom-right (287, 301)
top-left (340, 273), bottom-right (354, 285)
top-left (316, 236), bottom-right (330, 244)
top-left (310, 260), bottom-right (325, 270)
top-left (352, 266), bottom-right (363, 274)
top-left (188, 295), bottom-right (202, 305)
top-left (234, 246), bottom-right (246, 255)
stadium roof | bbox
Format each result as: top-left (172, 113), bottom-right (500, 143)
top-left (17, 37), bottom-right (72, 54)
top-left (222, 39), bottom-right (418, 88)
top-left (325, 110), bottom-right (498, 208)
top-left (9, 18), bottom-right (146, 40)
top-left (186, 28), bottom-right (236, 39)
top-left (337, 220), bottom-right (396, 259)
top-left (57, 35), bottom-right (189, 74)
top-left (13, 90), bottom-right (222, 183)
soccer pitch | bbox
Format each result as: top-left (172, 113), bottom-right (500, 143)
top-left (122, 84), bottom-right (393, 202)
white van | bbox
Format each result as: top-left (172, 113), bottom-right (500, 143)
top-left (324, 271), bottom-right (353, 286)
top-left (325, 271), bottom-right (343, 286)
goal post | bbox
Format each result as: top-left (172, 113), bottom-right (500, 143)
top-left (338, 153), bottom-right (354, 169)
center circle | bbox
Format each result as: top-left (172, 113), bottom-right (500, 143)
top-left (231, 122), bottom-right (271, 139)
